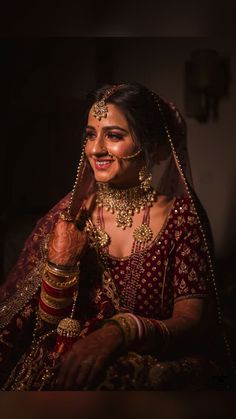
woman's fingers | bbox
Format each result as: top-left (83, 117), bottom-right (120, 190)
top-left (75, 358), bottom-right (94, 389)
top-left (56, 326), bottom-right (119, 389)
top-left (57, 355), bottom-right (95, 390)
top-left (85, 357), bottom-right (106, 388)
top-left (56, 352), bottom-right (78, 388)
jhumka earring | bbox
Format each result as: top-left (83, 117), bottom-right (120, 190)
top-left (139, 165), bottom-right (153, 192)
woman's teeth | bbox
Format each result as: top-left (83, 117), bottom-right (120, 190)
top-left (95, 160), bottom-right (113, 169)
top-left (96, 160), bottom-right (112, 165)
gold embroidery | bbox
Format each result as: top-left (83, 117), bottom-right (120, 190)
top-left (175, 230), bottom-right (181, 241)
top-left (175, 256), bottom-right (180, 265)
top-left (161, 256), bottom-right (169, 316)
top-left (0, 329), bottom-right (12, 348)
top-left (187, 215), bottom-right (197, 225)
top-left (179, 203), bottom-right (188, 213)
top-left (181, 244), bottom-right (191, 256)
top-left (102, 271), bottom-right (120, 311)
top-left (0, 261), bottom-right (44, 330)
top-left (94, 288), bottom-right (102, 303)
top-left (179, 260), bottom-right (188, 274)
top-left (177, 216), bottom-right (185, 226)
top-left (179, 279), bottom-right (187, 291)
top-left (188, 268), bottom-right (197, 282)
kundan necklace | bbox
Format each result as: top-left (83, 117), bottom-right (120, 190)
top-left (86, 181), bottom-right (157, 250)
top-left (96, 182), bottom-right (157, 230)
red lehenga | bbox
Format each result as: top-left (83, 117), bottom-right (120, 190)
top-left (0, 94), bottom-right (232, 390)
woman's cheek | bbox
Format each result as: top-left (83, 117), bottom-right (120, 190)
top-left (107, 142), bottom-right (137, 158)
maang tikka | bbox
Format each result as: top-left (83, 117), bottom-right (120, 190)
top-left (92, 85), bottom-right (123, 121)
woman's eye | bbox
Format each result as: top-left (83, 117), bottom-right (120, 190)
top-left (85, 131), bottom-right (96, 140)
top-left (107, 133), bottom-right (123, 140)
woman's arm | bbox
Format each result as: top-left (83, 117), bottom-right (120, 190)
top-left (137, 296), bottom-right (216, 357)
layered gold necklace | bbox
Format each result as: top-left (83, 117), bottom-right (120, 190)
top-left (86, 182), bottom-right (157, 250)
top-left (96, 182), bottom-right (156, 230)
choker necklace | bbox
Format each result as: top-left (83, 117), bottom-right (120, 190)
top-left (96, 182), bottom-right (157, 230)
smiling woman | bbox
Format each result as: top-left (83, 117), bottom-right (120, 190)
top-left (85, 103), bottom-right (143, 187)
top-left (0, 83), bottom-right (233, 390)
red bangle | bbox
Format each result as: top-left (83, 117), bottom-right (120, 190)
top-left (39, 297), bottom-right (72, 317)
top-left (42, 277), bottom-right (76, 298)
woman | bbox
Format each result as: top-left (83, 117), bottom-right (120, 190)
top-left (0, 83), bottom-right (232, 390)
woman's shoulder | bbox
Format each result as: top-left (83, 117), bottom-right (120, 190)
top-left (171, 195), bottom-right (199, 230)
top-left (174, 195), bottom-right (197, 216)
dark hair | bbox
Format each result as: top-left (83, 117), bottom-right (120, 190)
top-left (82, 82), bottom-right (167, 152)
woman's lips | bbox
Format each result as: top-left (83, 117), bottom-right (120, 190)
top-left (94, 159), bottom-right (114, 170)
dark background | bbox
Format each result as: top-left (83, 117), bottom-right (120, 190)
top-left (0, 3), bottom-right (236, 403)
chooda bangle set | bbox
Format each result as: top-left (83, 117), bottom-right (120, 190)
top-left (39, 260), bottom-right (80, 325)
top-left (102, 312), bottom-right (171, 354)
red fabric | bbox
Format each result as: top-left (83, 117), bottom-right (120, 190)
top-left (102, 196), bottom-right (210, 320)
top-left (0, 194), bottom-right (71, 303)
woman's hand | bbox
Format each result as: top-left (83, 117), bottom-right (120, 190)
top-left (48, 209), bottom-right (88, 266)
top-left (56, 323), bottom-right (123, 390)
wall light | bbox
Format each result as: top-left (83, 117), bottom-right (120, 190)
top-left (185, 49), bottom-right (230, 123)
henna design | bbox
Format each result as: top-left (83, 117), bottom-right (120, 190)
top-left (48, 220), bottom-right (88, 266)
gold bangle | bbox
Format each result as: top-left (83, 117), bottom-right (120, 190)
top-left (47, 260), bottom-right (80, 272)
top-left (154, 320), bottom-right (171, 351)
top-left (38, 306), bottom-right (64, 325)
top-left (120, 314), bottom-right (138, 342)
top-left (44, 270), bottom-right (78, 289)
top-left (143, 317), bottom-right (156, 339)
top-left (40, 288), bottom-right (72, 310)
top-left (46, 263), bottom-right (79, 278)
top-left (111, 314), bottom-right (137, 347)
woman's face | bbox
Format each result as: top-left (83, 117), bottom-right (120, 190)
top-left (85, 103), bottom-right (143, 187)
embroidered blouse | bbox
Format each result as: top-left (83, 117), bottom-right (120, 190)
top-left (100, 196), bottom-right (210, 320)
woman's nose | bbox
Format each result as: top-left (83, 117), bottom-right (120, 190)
top-left (91, 136), bottom-right (107, 155)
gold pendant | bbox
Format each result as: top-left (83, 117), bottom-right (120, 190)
top-left (96, 227), bottom-right (110, 248)
top-left (133, 223), bottom-right (153, 243)
top-left (57, 318), bottom-right (81, 338)
top-left (85, 220), bottom-right (110, 249)
top-left (116, 211), bottom-right (133, 229)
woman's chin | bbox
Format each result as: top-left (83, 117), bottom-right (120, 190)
top-left (94, 172), bottom-right (113, 183)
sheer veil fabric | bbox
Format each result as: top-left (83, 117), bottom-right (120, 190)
top-left (0, 87), bottom-right (234, 382)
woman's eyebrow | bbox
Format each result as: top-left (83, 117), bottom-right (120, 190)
top-left (86, 125), bottom-right (129, 134)
top-left (103, 126), bottom-right (129, 133)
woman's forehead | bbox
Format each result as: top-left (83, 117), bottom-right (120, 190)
top-left (87, 103), bottom-right (129, 129)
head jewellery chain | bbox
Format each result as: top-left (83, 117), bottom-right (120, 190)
top-left (92, 84), bottom-right (123, 121)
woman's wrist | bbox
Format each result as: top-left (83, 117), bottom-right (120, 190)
top-left (46, 260), bottom-right (80, 278)
top-left (101, 313), bottom-right (171, 355)
top-left (102, 322), bottom-right (124, 350)
top-left (38, 261), bottom-right (80, 325)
